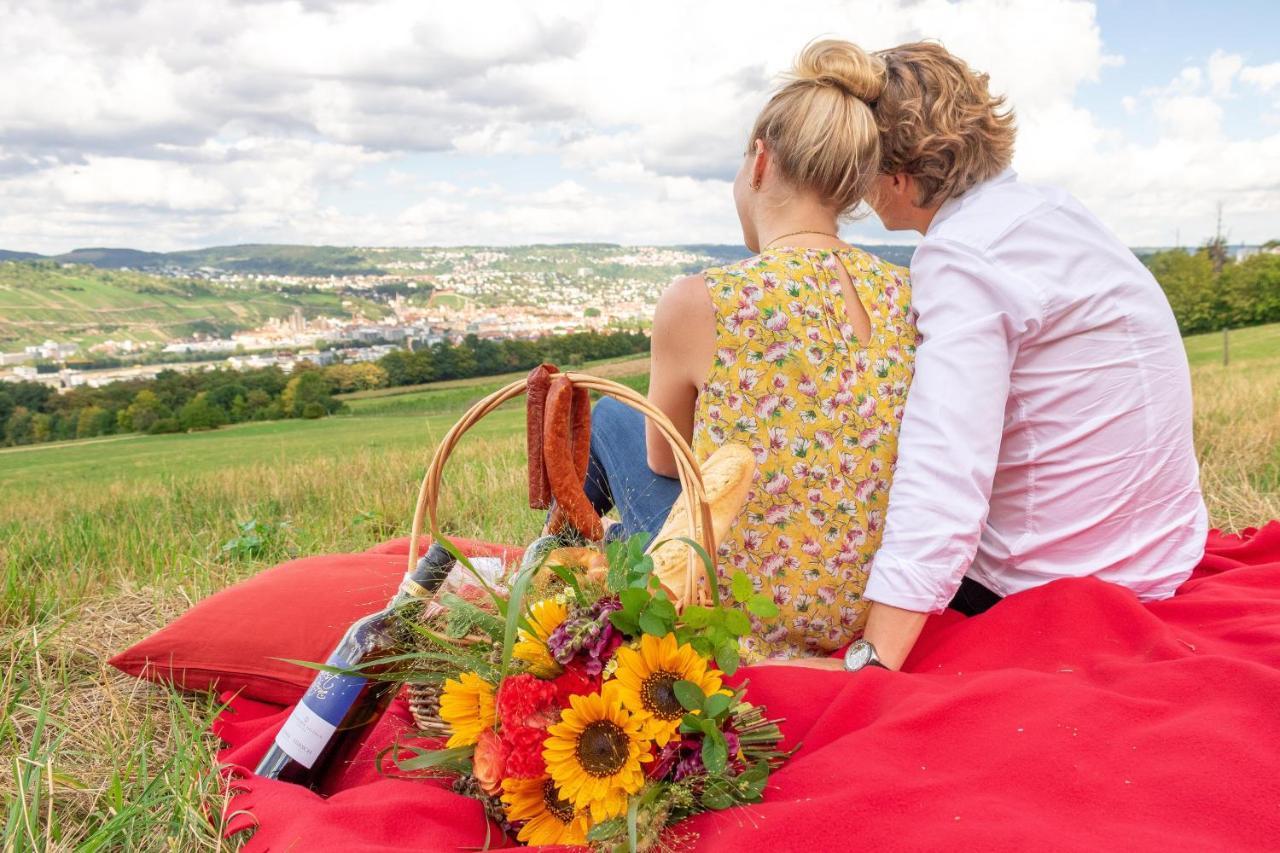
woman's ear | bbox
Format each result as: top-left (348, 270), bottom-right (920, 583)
top-left (751, 139), bottom-right (767, 191)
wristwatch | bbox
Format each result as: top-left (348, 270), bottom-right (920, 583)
top-left (843, 639), bottom-right (888, 672)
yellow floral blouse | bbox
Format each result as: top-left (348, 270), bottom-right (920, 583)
top-left (692, 247), bottom-right (917, 660)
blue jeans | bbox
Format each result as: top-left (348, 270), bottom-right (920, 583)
top-left (583, 397), bottom-right (682, 543)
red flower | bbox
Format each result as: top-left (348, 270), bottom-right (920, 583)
top-left (550, 660), bottom-right (601, 707)
top-left (496, 673), bottom-right (559, 730)
top-left (501, 724), bottom-right (549, 779)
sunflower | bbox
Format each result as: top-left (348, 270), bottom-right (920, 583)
top-left (438, 671), bottom-right (496, 748)
top-left (542, 682), bottom-right (653, 822)
top-left (513, 598), bottom-right (568, 678)
top-left (611, 632), bottom-right (725, 747)
top-left (501, 776), bottom-right (591, 847)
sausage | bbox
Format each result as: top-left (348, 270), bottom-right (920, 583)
top-left (543, 376), bottom-right (603, 541)
top-left (526, 363), bottom-right (559, 509)
top-left (548, 385), bottom-right (593, 534)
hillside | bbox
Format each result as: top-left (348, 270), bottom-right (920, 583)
top-left (0, 261), bottom-right (386, 350)
top-left (0, 241), bottom-right (918, 277)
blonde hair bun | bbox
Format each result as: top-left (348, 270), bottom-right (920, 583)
top-left (791, 38), bottom-right (886, 103)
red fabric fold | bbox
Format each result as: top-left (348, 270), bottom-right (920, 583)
top-left (212, 523), bottom-right (1280, 851)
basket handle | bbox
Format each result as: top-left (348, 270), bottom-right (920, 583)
top-left (406, 372), bottom-right (717, 608)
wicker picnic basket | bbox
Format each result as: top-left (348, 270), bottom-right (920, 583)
top-left (403, 371), bottom-right (719, 733)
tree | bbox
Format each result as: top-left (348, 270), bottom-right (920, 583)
top-left (281, 371), bottom-right (336, 417)
top-left (1219, 254), bottom-right (1280, 327)
top-left (31, 413), bottom-right (53, 443)
top-left (178, 392), bottom-right (229, 431)
top-left (76, 405), bottom-right (113, 439)
top-left (120, 389), bottom-right (170, 433)
top-left (323, 362), bottom-right (389, 393)
top-left (1145, 249), bottom-right (1218, 334)
top-left (4, 406), bottom-right (34, 446)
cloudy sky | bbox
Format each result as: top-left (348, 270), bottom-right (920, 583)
top-left (2, 0), bottom-right (1277, 254)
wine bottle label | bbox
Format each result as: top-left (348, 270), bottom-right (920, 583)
top-left (273, 651), bottom-right (367, 769)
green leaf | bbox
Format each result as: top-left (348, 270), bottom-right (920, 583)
top-left (746, 595), bottom-right (779, 618)
top-left (690, 636), bottom-right (713, 657)
top-left (500, 562), bottom-right (537, 678)
top-left (619, 587), bottom-right (649, 617)
top-left (723, 609), bottom-right (752, 636)
top-left (393, 744), bottom-right (475, 772)
top-left (715, 641), bottom-right (741, 676)
top-left (629, 555), bottom-right (655, 587)
top-left (701, 730), bottom-right (728, 774)
top-left (585, 817), bottom-right (626, 842)
top-left (672, 536), bottom-right (720, 606)
top-left (637, 610), bottom-right (668, 637)
top-left (731, 570), bottom-right (753, 602)
top-left (606, 544), bottom-right (629, 593)
top-left (609, 611), bottom-right (639, 635)
top-left (703, 692), bottom-right (732, 720)
top-left (701, 788), bottom-right (735, 810)
top-left (647, 596), bottom-right (676, 622)
top-left (679, 714), bottom-right (703, 734)
top-left (681, 605), bottom-right (713, 628)
top-left (672, 679), bottom-right (706, 712)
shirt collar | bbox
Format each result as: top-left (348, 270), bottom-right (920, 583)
top-left (927, 168), bottom-right (1018, 234)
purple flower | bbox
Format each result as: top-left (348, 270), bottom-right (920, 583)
top-left (546, 597), bottom-right (622, 671)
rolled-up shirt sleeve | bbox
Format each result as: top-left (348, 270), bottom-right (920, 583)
top-left (865, 238), bottom-right (1032, 613)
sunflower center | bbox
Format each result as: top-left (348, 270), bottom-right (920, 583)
top-left (640, 670), bottom-right (685, 720)
top-left (541, 778), bottom-right (576, 823)
top-left (575, 720), bottom-right (629, 777)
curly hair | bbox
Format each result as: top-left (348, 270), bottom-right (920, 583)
top-left (872, 41), bottom-right (1016, 207)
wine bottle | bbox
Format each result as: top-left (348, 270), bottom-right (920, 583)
top-left (254, 542), bottom-right (456, 790)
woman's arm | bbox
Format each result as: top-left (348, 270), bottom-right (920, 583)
top-left (645, 274), bottom-right (715, 478)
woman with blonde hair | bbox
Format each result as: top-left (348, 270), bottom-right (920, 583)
top-left (577, 39), bottom-right (917, 662)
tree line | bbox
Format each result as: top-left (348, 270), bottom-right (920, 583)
top-left (1145, 245), bottom-right (1280, 335)
top-left (0, 329), bottom-right (650, 447)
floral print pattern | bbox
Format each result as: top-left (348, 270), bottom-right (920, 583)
top-left (692, 247), bottom-right (917, 660)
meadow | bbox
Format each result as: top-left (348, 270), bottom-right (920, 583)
top-left (2, 329), bottom-right (1278, 850)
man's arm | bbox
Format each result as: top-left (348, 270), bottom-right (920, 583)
top-left (862, 239), bottom-right (1030, 668)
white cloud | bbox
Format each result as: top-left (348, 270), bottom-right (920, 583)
top-left (1241, 62), bottom-right (1280, 92)
top-left (0, 0), bottom-right (1277, 252)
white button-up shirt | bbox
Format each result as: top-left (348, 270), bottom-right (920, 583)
top-left (865, 169), bottom-right (1208, 613)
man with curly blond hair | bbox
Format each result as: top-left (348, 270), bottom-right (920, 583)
top-left (829, 42), bottom-right (1206, 674)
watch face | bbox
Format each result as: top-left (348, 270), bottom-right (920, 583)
top-left (845, 641), bottom-right (872, 670)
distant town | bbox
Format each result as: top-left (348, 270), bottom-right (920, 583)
top-left (2, 238), bottom-right (1275, 394)
top-left (0, 244), bottom-right (761, 392)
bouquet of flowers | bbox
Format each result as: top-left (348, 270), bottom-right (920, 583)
top-left (395, 532), bottom-right (790, 851)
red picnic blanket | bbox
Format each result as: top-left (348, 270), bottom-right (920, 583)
top-left (214, 523), bottom-right (1280, 851)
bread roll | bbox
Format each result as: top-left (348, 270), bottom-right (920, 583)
top-left (650, 443), bottom-right (755, 606)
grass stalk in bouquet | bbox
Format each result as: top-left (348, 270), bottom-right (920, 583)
top-left (393, 531), bottom-right (791, 851)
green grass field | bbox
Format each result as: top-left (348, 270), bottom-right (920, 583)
top-left (1183, 322), bottom-right (1280, 368)
top-left (1, 329), bottom-right (1277, 850)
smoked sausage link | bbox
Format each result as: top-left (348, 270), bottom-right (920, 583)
top-left (548, 385), bottom-right (593, 534)
top-left (526, 363), bottom-right (559, 509)
top-left (543, 376), bottom-right (603, 541)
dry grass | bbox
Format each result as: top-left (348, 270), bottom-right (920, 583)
top-left (1, 348), bottom-right (1277, 849)
top-left (1191, 354), bottom-right (1280, 527)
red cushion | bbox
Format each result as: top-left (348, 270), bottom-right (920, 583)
top-left (109, 536), bottom-right (522, 705)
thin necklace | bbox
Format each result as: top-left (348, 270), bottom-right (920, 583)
top-left (763, 229), bottom-right (841, 250)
